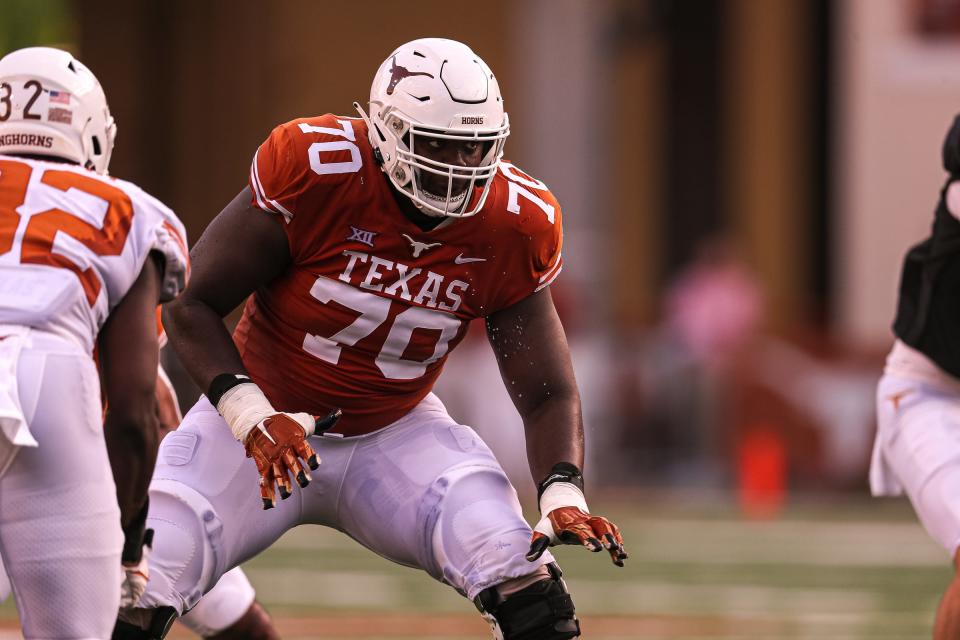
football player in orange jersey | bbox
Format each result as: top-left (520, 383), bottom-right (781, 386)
top-left (115, 38), bottom-right (625, 640)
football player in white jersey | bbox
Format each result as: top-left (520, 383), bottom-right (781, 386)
top-left (0, 350), bottom-right (279, 639)
top-left (0, 47), bottom-right (189, 639)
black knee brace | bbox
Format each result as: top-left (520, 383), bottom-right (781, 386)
top-left (474, 563), bottom-right (580, 640)
top-left (112, 607), bottom-right (178, 640)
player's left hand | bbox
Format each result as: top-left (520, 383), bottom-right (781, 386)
top-left (526, 507), bottom-right (628, 567)
top-left (120, 528), bottom-right (153, 607)
top-left (525, 463), bottom-right (627, 567)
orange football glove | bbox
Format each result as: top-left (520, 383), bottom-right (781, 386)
top-left (525, 463), bottom-right (628, 567)
top-left (526, 506), bottom-right (628, 567)
top-left (244, 410), bottom-right (341, 509)
top-left (211, 375), bottom-right (342, 510)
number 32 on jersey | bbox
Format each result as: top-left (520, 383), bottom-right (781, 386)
top-left (0, 159), bottom-right (134, 305)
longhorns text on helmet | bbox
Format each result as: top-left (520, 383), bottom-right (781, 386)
top-left (355, 38), bottom-right (510, 218)
top-left (0, 47), bottom-right (116, 175)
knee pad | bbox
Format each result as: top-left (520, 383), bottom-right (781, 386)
top-left (474, 563), bottom-right (580, 640)
top-left (425, 464), bottom-right (536, 595)
top-left (143, 479), bottom-right (225, 613)
top-left (179, 567), bottom-right (257, 637)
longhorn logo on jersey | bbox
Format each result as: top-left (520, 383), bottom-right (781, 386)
top-left (402, 233), bottom-right (441, 258)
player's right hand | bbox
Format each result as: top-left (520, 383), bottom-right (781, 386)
top-left (527, 507), bottom-right (628, 567)
top-left (243, 409), bottom-right (341, 509)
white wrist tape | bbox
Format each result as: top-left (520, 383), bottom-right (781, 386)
top-left (215, 383), bottom-right (278, 443)
top-left (215, 383), bottom-right (316, 443)
top-left (539, 481), bottom-right (590, 516)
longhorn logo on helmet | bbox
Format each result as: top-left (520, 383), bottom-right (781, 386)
top-left (385, 56), bottom-right (434, 96)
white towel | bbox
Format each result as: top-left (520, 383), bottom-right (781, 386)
top-left (0, 326), bottom-right (38, 447)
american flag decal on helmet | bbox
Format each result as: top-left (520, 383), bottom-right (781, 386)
top-left (48, 90), bottom-right (70, 104)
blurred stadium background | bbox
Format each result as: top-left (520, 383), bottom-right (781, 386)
top-left (4, 0), bottom-right (960, 637)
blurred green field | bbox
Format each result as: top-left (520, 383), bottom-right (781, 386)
top-left (0, 492), bottom-right (948, 639)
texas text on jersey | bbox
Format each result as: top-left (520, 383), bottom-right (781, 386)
top-left (241, 114), bottom-right (563, 434)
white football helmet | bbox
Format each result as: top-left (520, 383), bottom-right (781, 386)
top-left (356, 38), bottom-right (509, 218)
top-left (0, 47), bottom-right (116, 174)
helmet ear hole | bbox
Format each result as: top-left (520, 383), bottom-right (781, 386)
top-left (91, 136), bottom-right (102, 156)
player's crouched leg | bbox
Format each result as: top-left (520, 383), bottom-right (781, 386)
top-left (140, 480), bottom-right (225, 612)
top-left (425, 462), bottom-right (578, 639)
top-left (113, 482), bottom-right (227, 639)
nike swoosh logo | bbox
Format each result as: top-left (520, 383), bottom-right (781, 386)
top-left (455, 253), bottom-right (486, 264)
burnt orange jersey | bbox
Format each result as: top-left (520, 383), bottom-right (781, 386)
top-left (238, 114), bottom-right (563, 435)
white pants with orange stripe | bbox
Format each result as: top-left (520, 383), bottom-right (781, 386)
top-left (872, 369), bottom-right (960, 556)
top-left (0, 351), bottom-right (256, 639)
top-left (138, 393), bottom-right (552, 616)
top-left (0, 329), bottom-right (122, 639)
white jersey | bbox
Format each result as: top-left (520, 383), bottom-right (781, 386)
top-left (0, 155), bottom-right (188, 353)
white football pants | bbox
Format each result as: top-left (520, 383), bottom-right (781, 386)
top-left (139, 393), bottom-right (553, 615)
top-left (0, 558), bottom-right (256, 638)
top-left (0, 329), bottom-right (122, 639)
top-left (872, 371), bottom-right (960, 555)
